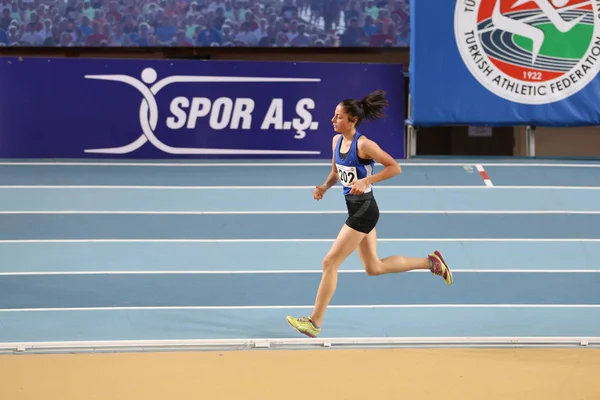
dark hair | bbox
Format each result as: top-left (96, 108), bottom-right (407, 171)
top-left (340, 89), bottom-right (388, 126)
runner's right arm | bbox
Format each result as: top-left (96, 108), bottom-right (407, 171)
top-left (322, 134), bottom-right (341, 189)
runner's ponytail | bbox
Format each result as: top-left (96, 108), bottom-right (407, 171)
top-left (360, 90), bottom-right (388, 122)
top-left (340, 90), bottom-right (389, 126)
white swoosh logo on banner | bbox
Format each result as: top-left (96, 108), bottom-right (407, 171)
top-left (83, 72), bottom-right (322, 155)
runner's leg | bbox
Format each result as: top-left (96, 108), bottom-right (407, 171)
top-left (310, 223), bottom-right (367, 326)
top-left (356, 228), bottom-right (429, 275)
top-left (356, 228), bottom-right (453, 284)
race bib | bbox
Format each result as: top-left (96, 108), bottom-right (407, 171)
top-left (336, 164), bottom-right (357, 187)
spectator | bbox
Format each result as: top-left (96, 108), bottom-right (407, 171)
top-left (21, 19), bottom-right (44, 44)
top-left (79, 16), bottom-right (93, 37)
top-left (0, 7), bottom-right (11, 31)
top-left (81, 0), bottom-right (95, 21)
top-left (0, 26), bottom-right (7, 44)
top-left (0, 0), bottom-right (9, 13)
top-left (173, 29), bottom-right (192, 45)
top-left (280, 0), bottom-right (297, 22)
top-left (220, 23), bottom-right (236, 43)
top-left (59, 31), bottom-right (74, 46)
top-left (110, 23), bottom-right (127, 45)
top-left (8, 23), bottom-right (20, 44)
top-left (133, 22), bottom-right (152, 45)
top-left (213, 6), bottom-right (226, 29)
top-left (365, 0), bottom-right (379, 20)
top-left (396, 21), bottom-right (409, 46)
top-left (340, 16), bottom-right (365, 46)
top-left (344, 0), bottom-right (360, 26)
top-left (284, 19), bottom-right (298, 41)
top-left (155, 15), bottom-right (177, 44)
top-left (363, 15), bottom-right (376, 37)
top-left (196, 18), bottom-right (220, 45)
top-left (85, 20), bottom-right (106, 45)
top-left (369, 20), bottom-right (392, 46)
top-left (290, 22), bottom-right (311, 46)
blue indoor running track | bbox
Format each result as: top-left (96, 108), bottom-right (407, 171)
top-left (0, 159), bottom-right (599, 353)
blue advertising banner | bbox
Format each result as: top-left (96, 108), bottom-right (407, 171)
top-left (409, 0), bottom-right (600, 127)
top-left (0, 57), bottom-right (405, 159)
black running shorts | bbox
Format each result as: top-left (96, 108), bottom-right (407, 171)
top-left (344, 191), bottom-right (380, 234)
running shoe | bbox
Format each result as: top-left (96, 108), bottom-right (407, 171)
top-left (286, 316), bottom-right (321, 338)
top-left (428, 250), bottom-right (453, 285)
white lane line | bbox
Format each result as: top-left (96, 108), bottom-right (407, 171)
top-left (1, 238), bottom-right (599, 243)
top-left (0, 185), bottom-right (599, 190)
top-left (1, 161), bottom-right (600, 168)
top-left (0, 269), bottom-right (597, 276)
top-left (0, 304), bottom-right (598, 312)
top-left (0, 210), bottom-right (600, 215)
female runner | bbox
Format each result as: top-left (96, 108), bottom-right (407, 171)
top-left (286, 89), bottom-right (453, 338)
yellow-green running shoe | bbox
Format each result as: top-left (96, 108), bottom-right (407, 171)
top-left (286, 316), bottom-right (321, 338)
top-left (428, 250), bottom-right (453, 285)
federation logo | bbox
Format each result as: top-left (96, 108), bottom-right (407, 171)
top-left (455, 0), bottom-right (600, 104)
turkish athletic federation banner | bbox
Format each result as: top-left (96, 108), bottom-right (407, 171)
top-left (0, 57), bottom-right (405, 159)
top-left (409, 0), bottom-right (600, 126)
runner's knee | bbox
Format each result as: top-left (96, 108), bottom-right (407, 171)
top-left (322, 253), bottom-right (342, 273)
top-left (363, 260), bottom-right (383, 276)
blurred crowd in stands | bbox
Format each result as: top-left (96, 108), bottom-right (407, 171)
top-left (0, 0), bottom-right (410, 47)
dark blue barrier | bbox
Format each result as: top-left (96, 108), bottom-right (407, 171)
top-left (409, 0), bottom-right (600, 127)
top-left (0, 57), bottom-right (405, 159)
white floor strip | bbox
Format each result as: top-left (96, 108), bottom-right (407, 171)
top-left (0, 304), bottom-right (598, 312)
top-left (1, 238), bottom-right (599, 244)
top-left (0, 269), bottom-right (597, 276)
top-left (0, 336), bottom-right (600, 351)
top-left (1, 336), bottom-right (598, 353)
